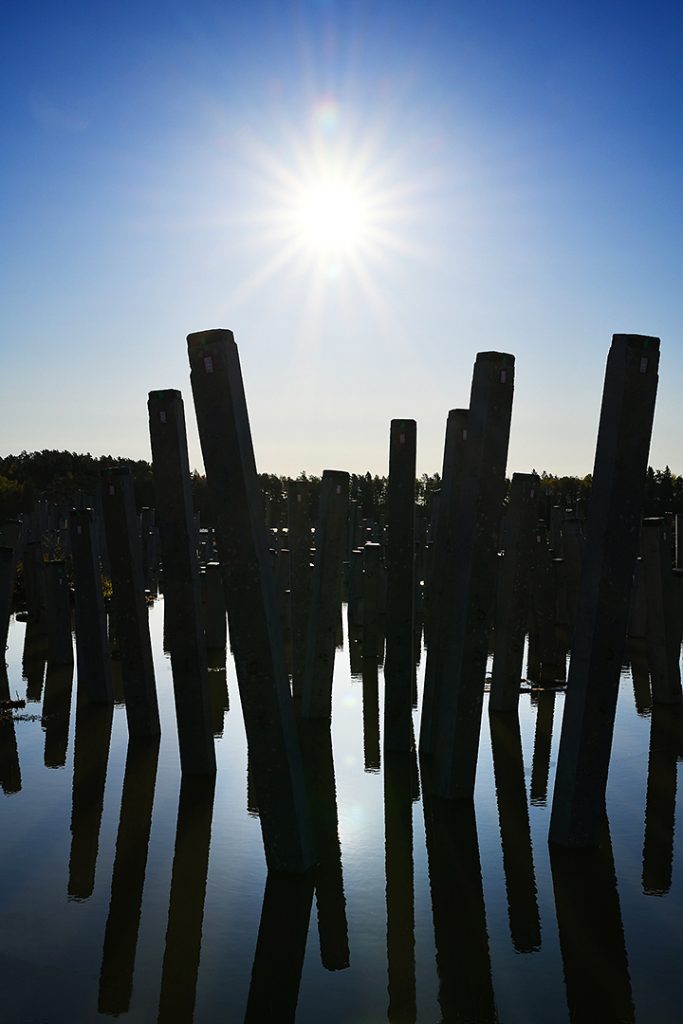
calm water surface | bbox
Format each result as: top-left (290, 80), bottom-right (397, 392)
top-left (1, 601), bottom-right (681, 1023)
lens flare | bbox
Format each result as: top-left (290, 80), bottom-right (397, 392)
top-left (313, 97), bottom-right (340, 135)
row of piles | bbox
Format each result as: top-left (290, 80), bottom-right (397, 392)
top-left (185, 330), bottom-right (666, 865)
top-left (0, 330), bottom-right (669, 872)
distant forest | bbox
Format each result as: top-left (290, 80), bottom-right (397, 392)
top-left (1, 449), bottom-right (682, 526)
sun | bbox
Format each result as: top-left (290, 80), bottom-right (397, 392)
top-left (292, 177), bottom-right (369, 256)
top-left (227, 96), bottom-right (426, 316)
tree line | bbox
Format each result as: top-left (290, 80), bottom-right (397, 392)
top-left (0, 450), bottom-right (681, 526)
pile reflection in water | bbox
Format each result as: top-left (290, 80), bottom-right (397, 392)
top-left (2, 597), bottom-right (683, 1022)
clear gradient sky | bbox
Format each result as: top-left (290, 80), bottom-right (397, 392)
top-left (2, 1), bottom-right (682, 478)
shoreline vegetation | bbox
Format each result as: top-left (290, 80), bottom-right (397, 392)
top-left (0, 449), bottom-right (681, 525)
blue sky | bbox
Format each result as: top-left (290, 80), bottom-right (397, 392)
top-left (2, 1), bottom-right (682, 477)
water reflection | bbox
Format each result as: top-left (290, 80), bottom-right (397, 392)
top-left (299, 720), bottom-right (349, 971)
top-left (244, 870), bottom-right (315, 1023)
top-left (489, 709), bottom-right (541, 952)
top-left (4, 598), bottom-right (683, 1022)
top-left (158, 775), bottom-right (216, 1023)
top-left (207, 649), bottom-right (229, 738)
top-left (385, 751), bottom-right (416, 1023)
top-left (530, 690), bottom-right (556, 806)
top-left (550, 821), bottom-right (635, 1023)
top-left (362, 656), bottom-right (381, 773)
top-left (629, 638), bottom-right (653, 718)
top-left (348, 618), bottom-right (363, 678)
top-left (68, 693), bottom-right (114, 900)
top-left (164, 600), bottom-right (217, 776)
top-left (22, 619), bottom-right (46, 703)
top-left (642, 704), bottom-right (683, 895)
top-left (99, 737), bottom-right (160, 1014)
top-left (0, 663), bottom-right (21, 794)
top-left (421, 761), bottom-right (497, 1023)
top-left (41, 662), bottom-right (73, 769)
